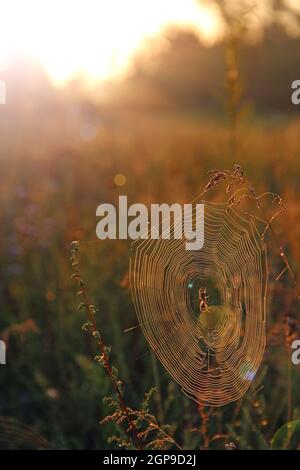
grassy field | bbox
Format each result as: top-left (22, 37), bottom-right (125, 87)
top-left (0, 94), bottom-right (300, 449)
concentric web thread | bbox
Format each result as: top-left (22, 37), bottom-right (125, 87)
top-left (130, 201), bottom-right (268, 406)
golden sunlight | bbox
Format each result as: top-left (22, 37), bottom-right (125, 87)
top-left (0, 0), bottom-right (223, 84)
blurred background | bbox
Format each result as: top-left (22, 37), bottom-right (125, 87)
top-left (0, 0), bottom-right (300, 449)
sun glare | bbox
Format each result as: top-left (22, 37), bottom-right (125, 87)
top-left (0, 0), bottom-right (222, 85)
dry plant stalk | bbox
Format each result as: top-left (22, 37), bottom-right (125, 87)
top-left (70, 241), bottom-right (143, 450)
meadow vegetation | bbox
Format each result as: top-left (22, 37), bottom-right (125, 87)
top-left (0, 22), bottom-right (300, 449)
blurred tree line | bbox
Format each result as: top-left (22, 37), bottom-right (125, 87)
top-left (2, 2), bottom-right (300, 120)
top-left (108, 24), bottom-right (300, 115)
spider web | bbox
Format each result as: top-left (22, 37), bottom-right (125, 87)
top-left (130, 200), bottom-right (268, 406)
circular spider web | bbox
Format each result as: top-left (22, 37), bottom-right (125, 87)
top-left (130, 201), bottom-right (268, 406)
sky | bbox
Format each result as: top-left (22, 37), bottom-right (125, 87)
top-left (0, 0), bottom-right (224, 85)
